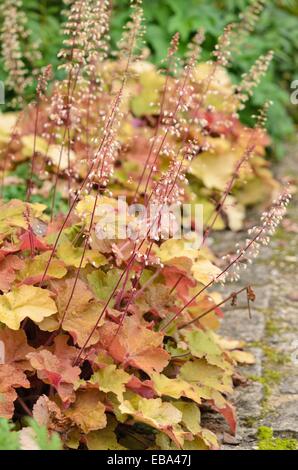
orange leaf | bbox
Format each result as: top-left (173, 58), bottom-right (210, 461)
top-left (0, 255), bottom-right (24, 292)
top-left (211, 400), bottom-right (237, 435)
top-left (18, 231), bottom-right (50, 252)
top-left (0, 364), bottom-right (30, 418)
top-left (99, 316), bottom-right (170, 375)
top-left (0, 328), bottom-right (34, 371)
top-left (27, 347), bottom-right (80, 404)
top-left (126, 375), bottom-right (155, 399)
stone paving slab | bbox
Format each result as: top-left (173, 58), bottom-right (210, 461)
top-left (209, 143), bottom-right (298, 450)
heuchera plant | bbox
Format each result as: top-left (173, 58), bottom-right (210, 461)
top-left (0, 2), bottom-right (278, 228)
top-left (0, 0), bottom-right (291, 450)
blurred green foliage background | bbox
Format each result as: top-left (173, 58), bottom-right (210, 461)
top-left (0, 0), bottom-right (297, 157)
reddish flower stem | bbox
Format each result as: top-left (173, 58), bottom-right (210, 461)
top-left (161, 225), bottom-right (266, 332)
top-left (178, 285), bottom-right (248, 330)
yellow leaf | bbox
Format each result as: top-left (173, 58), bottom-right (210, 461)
top-left (75, 195), bottom-right (120, 224)
top-left (157, 239), bottom-right (197, 273)
top-left (224, 195), bottom-right (245, 231)
top-left (179, 358), bottom-right (233, 395)
top-left (47, 144), bottom-right (76, 170)
top-left (87, 268), bottom-right (124, 302)
top-left (192, 63), bottom-right (238, 113)
top-left (38, 278), bottom-right (105, 346)
top-left (186, 194), bottom-right (225, 231)
top-left (18, 251), bottom-right (67, 283)
top-left (0, 112), bottom-right (18, 136)
top-left (189, 149), bottom-right (236, 191)
top-left (151, 373), bottom-right (202, 405)
top-left (0, 285), bottom-right (57, 330)
top-left (131, 70), bottom-right (164, 116)
top-left (119, 395), bottom-right (182, 430)
top-left (119, 393), bottom-right (188, 448)
top-left (185, 329), bottom-right (222, 362)
top-left (158, 239), bottom-right (197, 263)
top-left (63, 302), bottom-right (106, 346)
top-left (198, 429), bottom-right (219, 449)
top-left (215, 336), bottom-right (245, 351)
top-left (57, 239), bottom-right (106, 268)
top-left (0, 200), bottom-right (46, 235)
top-left (90, 365), bottom-right (130, 401)
top-left (230, 350), bottom-right (255, 364)
top-left (65, 390), bottom-right (107, 433)
top-left (21, 135), bottom-right (49, 157)
top-left (235, 176), bottom-right (276, 206)
top-left (174, 401), bottom-right (201, 434)
top-left (156, 432), bottom-right (212, 450)
top-left (191, 257), bottom-right (221, 285)
top-left (86, 417), bottom-right (126, 450)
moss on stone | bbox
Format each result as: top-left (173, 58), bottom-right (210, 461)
top-left (244, 416), bottom-right (258, 428)
top-left (249, 368), bottom-right (282, 411)
top-left (257, 426), bottom-right (297, 450)
top-left (265, 318), bottom-right (280, 336)
top-left (263, 345), bottom-right (290, 365)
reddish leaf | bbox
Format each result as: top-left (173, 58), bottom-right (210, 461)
top-left (27, 346), bottom-right (80, 404)
top-left (0, 254), bottom-right (25, 292)
top-left (126, 375), bottom-right (156, 399)
top-left (214, 306), bottom-right (224, 318)
top-left (0, 244), bottom-right (20, 261)
top-left (18, 231), bottom-right (50, 252)
top-left (98, 316), bottom-right (170, 375)
top-left (211, 400), bottom-right (237, 435)
top-left (162, 266), bottom-right (196, 302)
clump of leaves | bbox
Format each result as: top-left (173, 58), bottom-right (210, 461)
top-left (0, 3), bottom-right (279, 230)
top-left (0, 0), bottom-right (291, 451)
top-left (1, 0), bottom-right (296, 157)
top-left (0, 198), bottom-right (240, 449)
top-left (0, 186), bottom-right (289, 450)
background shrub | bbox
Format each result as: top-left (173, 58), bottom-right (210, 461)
top-left (0, 0), bottom-right (297, 157)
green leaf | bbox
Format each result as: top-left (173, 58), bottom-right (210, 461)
top-left (87, 268), bottom-right (123, 301)
top-left (185, 330), bottom-right (222, 362)
top-left (25, 419), bottom-right (62, 450)
top-left (0, 419), bottom-right (20, 450)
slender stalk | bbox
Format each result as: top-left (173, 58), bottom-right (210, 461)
top-left (133, 34), bottom-right (178, 201)
top-left (202, 143), bottom-right (255, 243)
top-left (17, 397), bottom-right (33, 417)
top-left (26, 103), bottom-right (40, 202)
top-left (160, 224), bottom-right (268, 332)
top-left (178, 285), bottom-right (248, 330)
